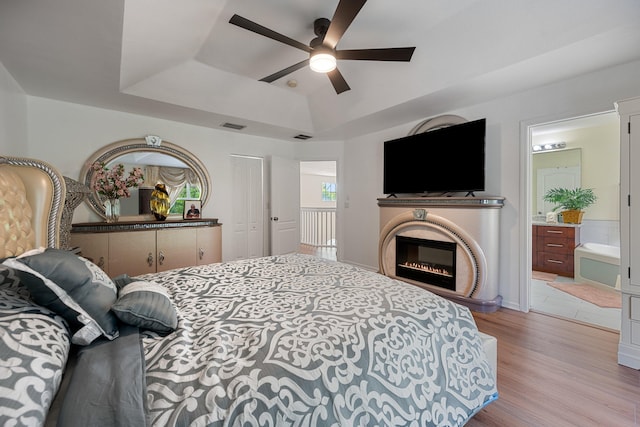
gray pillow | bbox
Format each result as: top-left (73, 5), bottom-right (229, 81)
top-left (111, 280), bottom-right (178, 334)
top-left (2, 248), bottom-right (119, 345)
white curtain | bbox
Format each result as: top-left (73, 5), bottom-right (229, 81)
top-left (144, 166), bottom-right (199, 206)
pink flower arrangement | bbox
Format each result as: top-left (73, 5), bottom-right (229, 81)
top-left (91, 162), bottom-right (144, 199)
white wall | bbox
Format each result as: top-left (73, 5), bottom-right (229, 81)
top-left (300, 174), bottom-right (336, 208)
top-left (0, 61), bottom-right (27, 155)
top-left (574, 121), bottom-right (620, 221)
top-left (340, 59), bottom-right (640, 310)
top-left (25, 97), bottom-right (298, 262)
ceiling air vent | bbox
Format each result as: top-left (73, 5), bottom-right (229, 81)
top-left (294, 134), bottom-right (312, 140)
top-left (221, 122), bottom-right (246, 131)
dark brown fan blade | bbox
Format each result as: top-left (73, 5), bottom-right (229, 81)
top-left (336, 47), bottom-right (416, 62)
top-left (323, 0), bottom-right (367, 48)
top-left (327, 68), bottom-right (350, 94)
top-left (229, 14), bottom-right (311, 53)
top-left (260, 59), bottom-right (310, 83)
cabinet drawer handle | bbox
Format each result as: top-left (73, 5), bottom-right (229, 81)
top-left (546, 243), bottom-right (564, 248)
top-left (147, 252), bottom-right (154, 267)
top-left (158, 251), bottom-right (165, 265)
top-left (546, 230), bottom-right (563, 234)
top-left (199, 248), bottom-right (205, 260)
top-left (546, 259), bottom-right (564, 264)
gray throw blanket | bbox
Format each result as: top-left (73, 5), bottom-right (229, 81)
top-left (57, 324), bottom-right (147, 426)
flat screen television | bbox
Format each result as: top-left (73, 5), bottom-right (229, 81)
top-left (383, 118), bottom-right (486, 196)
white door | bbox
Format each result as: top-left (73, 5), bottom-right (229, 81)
top-left (231, 155), bottom-right (265, 260)
top-left (536, 166), bottom-right (581, 214)
top-left (630, 114), bottom-right (640, 286)
top-left (270, 156), bottom-right (300, 255)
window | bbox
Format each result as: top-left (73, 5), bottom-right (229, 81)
top-left (169, 183), bottom-right (201, 214)
top-left (321, 182), bottom-right (336, 201)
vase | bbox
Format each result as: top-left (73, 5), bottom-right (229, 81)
top-left (104, 198), bottom-right (120, 223)
top-left (150, 183), bottom-right (170, 221)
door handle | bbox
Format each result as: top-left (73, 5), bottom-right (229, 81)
top-left (271, 217), bottom-right (279, 221)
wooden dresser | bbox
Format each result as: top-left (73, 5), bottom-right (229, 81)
top-left (532, 224), bottom-right (581, 277)
top-left (71, 219), bottom-right (221, 277)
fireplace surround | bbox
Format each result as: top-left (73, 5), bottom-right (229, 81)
top-left (378, 197), bottom-right (504, 312)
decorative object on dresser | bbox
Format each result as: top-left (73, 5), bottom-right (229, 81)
top-left (150, 182), bottom-right (170, 220)
top-left (183, 199), bottom-right (201, 219)
top-left (543, 187), bottom-right (597, 224)
top-left (89, 161), bottom-right (144, 222)
top-left (104, 198), bottom-right (120, 223)
top-left (532, 224), bottom-right (581, 277)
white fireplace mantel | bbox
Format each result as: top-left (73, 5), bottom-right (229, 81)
top-left (378, 196), bottom-right (505, 209)
top-left (378, 196), bottom-right (504, 312)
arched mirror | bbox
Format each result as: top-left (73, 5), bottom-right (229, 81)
top-left (80, 138), bottom-right (211, 220)
top-left (408, 114), bottom-right (467, 135)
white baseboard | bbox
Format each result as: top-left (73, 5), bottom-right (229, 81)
top-left (618, 342), bottom-right (640, 369)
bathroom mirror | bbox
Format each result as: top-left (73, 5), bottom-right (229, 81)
top-left (531, 148), bottom-right (582, 216)
top-left (80, 138), bottom-right (211, 220)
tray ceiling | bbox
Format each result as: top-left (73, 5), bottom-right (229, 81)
top-left (1, 0), bottom-right (639, 141)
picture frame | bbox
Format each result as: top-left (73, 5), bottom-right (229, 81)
top-left (183, 200), bottom-right (202, 220)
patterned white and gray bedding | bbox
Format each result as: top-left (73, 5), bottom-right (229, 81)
top-left (0, 267), bottom-right (71, 426)
top-left (1, 252), bottom-right (497, 426)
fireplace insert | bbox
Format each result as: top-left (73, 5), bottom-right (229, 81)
top-left (395, 236), bottom-right (456, 290)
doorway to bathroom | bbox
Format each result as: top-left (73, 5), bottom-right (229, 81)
top-left (528, 111), bottom-right (621, 330)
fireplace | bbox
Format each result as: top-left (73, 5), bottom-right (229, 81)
top-left (378, 196), bottom-right (504, 312)
top-left (396, 236), bottom-right (456, 290)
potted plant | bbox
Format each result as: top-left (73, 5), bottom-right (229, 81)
top-left (543, 187), bottom-right (598, 224)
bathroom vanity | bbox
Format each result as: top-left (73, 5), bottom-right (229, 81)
top-left (532, 222), bottom-right (581, 277)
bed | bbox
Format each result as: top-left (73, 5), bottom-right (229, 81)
top-left (1, 156), bottom-right (498, 426)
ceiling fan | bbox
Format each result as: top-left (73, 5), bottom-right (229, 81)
top-left (229, 0), bottom-right (416, 94)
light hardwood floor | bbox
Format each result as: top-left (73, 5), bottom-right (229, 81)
top-left (469, 308), bottom-right (640, 426)
top-left (298, 244), bottom-right (336, 260)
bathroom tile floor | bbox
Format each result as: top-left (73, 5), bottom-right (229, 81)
top-left (530, 274), bottom-right (621, 331)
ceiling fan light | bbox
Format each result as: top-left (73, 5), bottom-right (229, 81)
top-left (310, 52), bottom-right (336, 73)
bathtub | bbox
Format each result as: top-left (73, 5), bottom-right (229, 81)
top-left (574, 243), bottom-right (621, 290)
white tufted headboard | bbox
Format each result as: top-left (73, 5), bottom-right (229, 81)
top-left (0, 156), bottom-right (66, 258)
